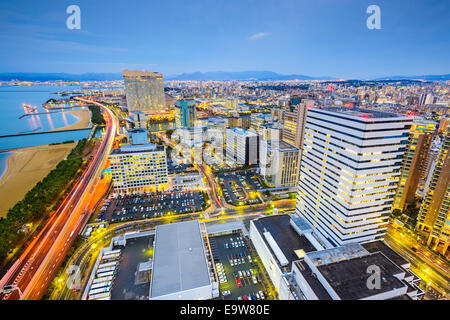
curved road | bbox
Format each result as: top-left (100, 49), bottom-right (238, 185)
top-left (0, 98), bottom-right (118, 300)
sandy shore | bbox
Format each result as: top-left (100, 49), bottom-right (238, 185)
top-left (53, 109), bottom-right (91, 131)
top-left (0, 143), bottom-right (76, 217)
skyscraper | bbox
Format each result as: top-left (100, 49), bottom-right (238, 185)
top-left (392, 119), bottom-right (436, 210)
top-left (175, 100), bottom-right (197, 128)
top-left (281, 98), bottom-right (314, 149)
top-left (122, 70), bottom-right (166, 114)
top-left (416, 132), bottom-right (449, 255)
top-left (296, 107), bottom-right (412, 247)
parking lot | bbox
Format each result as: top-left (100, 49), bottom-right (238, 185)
top-left (208, 232), bottom-right (272, 300)
top-left (98, 191), bottom-right (207, 222)
top-left (216, 170), bottom-right (263, 206)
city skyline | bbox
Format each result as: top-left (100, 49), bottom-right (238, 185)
top-left (0, 0), bottom-right (449, 78)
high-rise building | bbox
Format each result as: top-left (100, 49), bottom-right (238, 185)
top-left (129, 110), bottom-right (149, 129)
top-left (109, 143), bottom-right (169, 193)
top-left (281, 99), bottom-right (314, 149)
top-left (175, 100), bottom-right (197, 128)
top-left (225, 127), bottom-right (259, 166)
top-left (425, 93), bottom-right (435, 105)
top-left (416, 133), bottom-right (450, 255)
top-left (419, 93), bottom-right (427, 106)
top-left (122, 70), bottom-right (166, 114)
top-left (296, 107), bottom-right (412, 247)
top-left (392, 119), bottom-right (436, 210)
top-left (260, 134), bottom-right (300, 188)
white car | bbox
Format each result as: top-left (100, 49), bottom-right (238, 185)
top-left (259, 291), bottom-right (265, 299)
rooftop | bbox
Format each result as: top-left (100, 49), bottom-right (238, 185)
top-left (150, 220), bottom-right (211, 298)
top-left (252, 214), bottom-right (316, 269)
top-left (312, 106), bottom-right (410, 120)
top-left (361, 241), bottom-right (409, 268)
top-left (293, 260), bottom-right (332, 300)
top-left (110, 143), bottom-right (165, 155)
top-left (229, 127), bottom-right (258, 136)
top-left (317, 252), bottom-right (406, 300)
top-left (306, 243), bottom-right (369, 267)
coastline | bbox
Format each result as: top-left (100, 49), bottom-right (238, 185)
top-left (0, 109), bottom-right (91, 217)
top-left (0, 152), bottom-right (12, 181)
top-left (0, 143), bottom-right (76, 217)
top-left (52, 109), bottom-right (91, 131)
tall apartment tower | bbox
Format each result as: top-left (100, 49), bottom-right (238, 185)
top-left (175, 100), bottom-right (197, 128)
top-left (281, 98), bottom-right (314, 149)
top-left (392, 119), bottom-right (436, 210)
top-left (416, 133), bottom-right (450, 255)
top-left (122, 70), bottom-right (166, 114)
top-left (296, 107), bottom-right (412, 247)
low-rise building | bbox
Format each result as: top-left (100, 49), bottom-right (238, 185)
top-left (149, 220), bottom-right (218, 300)
top-left (249, 214), bottom-right (424, 300)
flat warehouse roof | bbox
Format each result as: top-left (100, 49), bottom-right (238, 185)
top-left (317, 252), bottom-right (406, 300)
top-left (150, 220), bottom-right (211, 298)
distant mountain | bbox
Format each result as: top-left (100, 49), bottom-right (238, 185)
top-left (166, 71), bottom-right (336, 81)
top-left (373, 74), bottom-right (450, 81)
top-left (1, 71), bottom-right (448, 82)
top-left (0, 72), bottom-right (122, 81)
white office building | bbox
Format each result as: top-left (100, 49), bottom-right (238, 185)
top-left (225, 127), bottom-right (259, 166)
top-left (296, 107), bottom-right (412, 246)
top-left (109, 143), bottom-right (169, 193)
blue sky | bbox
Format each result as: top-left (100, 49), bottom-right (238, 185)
top-left (0, 0), bottom-right (449, 78)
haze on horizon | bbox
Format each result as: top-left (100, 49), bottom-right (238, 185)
top-left (0, 0), bottom-right (449, 79)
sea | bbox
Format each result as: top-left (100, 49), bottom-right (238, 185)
top-left (0, 85), bottom-right (92, 176)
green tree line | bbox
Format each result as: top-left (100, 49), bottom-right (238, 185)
top-left (88, 105), bottom-right (106, 125)
top-left (0, 139), bottom-right (88, 262)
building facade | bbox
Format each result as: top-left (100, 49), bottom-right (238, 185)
top-left (225, 127), bottom-right (259, 166)
top-left (392, 119), bottom-right (436, 210)
top-left (122, 70), bottom-right (166, 114)
top-left (109, 144), bottom-right (168, 193)
top-left (296, 107), bottom-right (412, 246)
top-left (260, 136), bottom-right (300, 188)
top-left (175, 100), bottom-right (197, 128)
top-left (281, 99), bottom-right (314, 149)
top-left (416, 133), bottom-right (450, 255)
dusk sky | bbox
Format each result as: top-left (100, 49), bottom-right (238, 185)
top-left (0, 0), bottom-right (449, 78)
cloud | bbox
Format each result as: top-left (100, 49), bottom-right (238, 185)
top-left (248, 32), bottom-right (270, 41)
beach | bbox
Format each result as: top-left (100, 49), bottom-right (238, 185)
top-left (0, 109), bottom-right (91, 217)
top-left (53, 109), bottom-right (91, 131)
top-left (0, 143), bottom-right (77, 217)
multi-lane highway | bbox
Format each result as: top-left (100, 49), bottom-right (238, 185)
top-left (0, 98), bottom-right (118, 300)
top-left (385, 225), bottom-right (450, 296)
